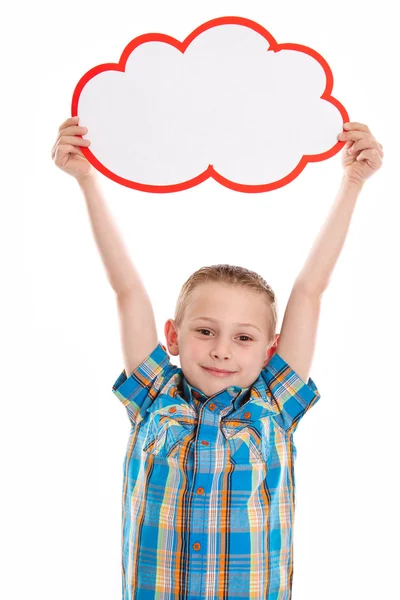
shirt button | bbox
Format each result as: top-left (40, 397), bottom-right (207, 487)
top-left (197, 487), bottom-right (205, 495)
top-left (193, 543), bottom-right (201, 551)
top-left (209, 403), bottom-right (217, 411)
top-left (201, 440), bottom-right (209, 446)
top-left (244, 411), bottom-right (251, 419)
top-left (169, 407), bottom-right (177, 414)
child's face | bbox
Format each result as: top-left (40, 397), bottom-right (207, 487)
top-left (164, 282), bottom-right (274, 396)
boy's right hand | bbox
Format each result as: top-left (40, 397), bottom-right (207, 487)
top-left (52, 116), bottom-right (94, 181)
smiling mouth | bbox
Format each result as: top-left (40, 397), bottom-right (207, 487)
top-left (202, 366), bottom-right (236, 376)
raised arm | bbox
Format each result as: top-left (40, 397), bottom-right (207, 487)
top-left (275, 122), bottom-right (384, 383)
top-left (78, 174), bottom-right (158, 376)
top-left (52, 117), bottom-right (158, 376)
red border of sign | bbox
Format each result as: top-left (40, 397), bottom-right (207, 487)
top-left (71, 16), bottom-right (348, 193)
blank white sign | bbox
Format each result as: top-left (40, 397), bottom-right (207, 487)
top-left (72, 16), bottom-right (348, 192)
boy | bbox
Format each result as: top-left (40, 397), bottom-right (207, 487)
top-left (52, 117), bottom-right (383, 599)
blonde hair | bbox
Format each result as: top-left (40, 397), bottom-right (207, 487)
top-left (174, 264), bottom-right (278, 344)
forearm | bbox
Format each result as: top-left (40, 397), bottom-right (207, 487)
top-left (77, 173), bottom-right (145, 296)
top-left (295, 176), bottom-right (364, 294)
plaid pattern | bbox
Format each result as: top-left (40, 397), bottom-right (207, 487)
top-left (112, 342), bottom-right (321, 599)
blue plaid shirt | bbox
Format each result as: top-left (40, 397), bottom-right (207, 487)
top-left (112, 342), bottom-right (321, 599)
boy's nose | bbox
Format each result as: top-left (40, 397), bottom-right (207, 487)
top-left (212, 348), bottom-right (231, 359)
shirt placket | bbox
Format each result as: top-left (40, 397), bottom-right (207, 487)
top-left (186, 391), bottom-right (231, 599)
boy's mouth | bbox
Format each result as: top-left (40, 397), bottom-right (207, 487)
top-left (202, 366), bottom-right (236, 377)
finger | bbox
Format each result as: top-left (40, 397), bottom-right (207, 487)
top-left (349, 138), bottom-right (383, 157)
top-left (52, 143), bottom-right (83, 161)
top-left (51, 137), bottom-right (90, 159)
top-left (356, 148), bottom-right (382, 165)
top-left (338, 130), bottom-right (366, 142)
top-left (55, 135), bottom-right (91, 147)
top-left (343, 122), bottom-right (371, 134)
top-left (57, 125), bottom-right (88, 139)
top-left (52, 137), bottom-right (90, 161)
top-left (58, 116), bottom-right (80, 132)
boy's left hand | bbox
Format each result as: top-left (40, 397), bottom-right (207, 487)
top-left (337, 122), bottom-right (384, 186)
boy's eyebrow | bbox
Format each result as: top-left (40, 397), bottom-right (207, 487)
top-left (190, 317), bottom-right (261, 333)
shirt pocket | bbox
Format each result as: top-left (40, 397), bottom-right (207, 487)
top-left (220, 419), bottom-right (267, 465)
top-left (142, 399), bottom-right (197, 459)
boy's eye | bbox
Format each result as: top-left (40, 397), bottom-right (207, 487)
top-left (196, 329), bottom-right (252, 342)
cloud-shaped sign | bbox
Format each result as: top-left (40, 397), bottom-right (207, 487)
top-left (71, 16), bottom-right (348, 193)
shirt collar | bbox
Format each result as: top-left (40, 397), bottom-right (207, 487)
top-left (182, 375), bottom-right (251, 405)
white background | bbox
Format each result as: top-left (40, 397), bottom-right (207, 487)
top-left (2, 0), bottom-right (399, 599)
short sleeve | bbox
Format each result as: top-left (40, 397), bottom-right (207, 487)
top-left (262, 352), bottom-right (321, 434)
top-left (112, 342), bottom-right (174, 426)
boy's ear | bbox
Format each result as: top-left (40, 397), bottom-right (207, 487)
top-left (164, 319), bottom-right (180, 356)
top-left (263, 333), bottom-right (280, 367)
